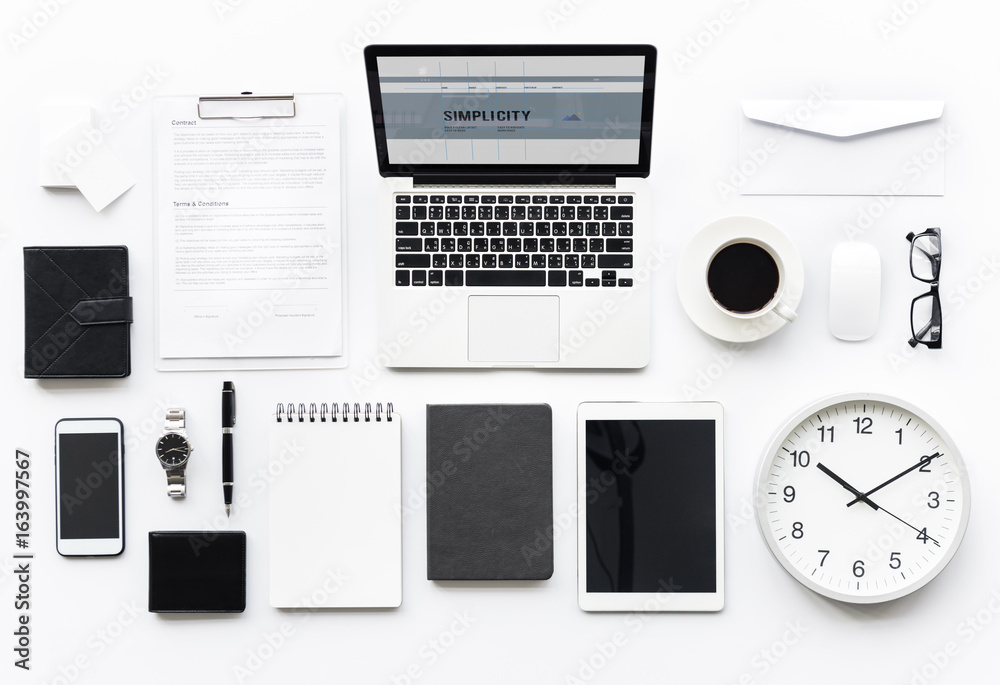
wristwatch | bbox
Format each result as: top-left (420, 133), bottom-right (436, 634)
top-left (155, 408), bottom-right (193, 497)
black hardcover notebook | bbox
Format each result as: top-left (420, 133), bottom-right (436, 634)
top-left (426, 404), bottom-right (553, 581)
top-left (148, 531), bottom-right (246, 613)
top-left (23, 246), bottom-right (132, 378)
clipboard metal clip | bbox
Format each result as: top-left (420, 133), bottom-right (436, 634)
top-left (197, 93), bottom-right (296, 120)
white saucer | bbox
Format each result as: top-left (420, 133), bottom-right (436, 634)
top-left (677, 216), bottom-right (804, 343)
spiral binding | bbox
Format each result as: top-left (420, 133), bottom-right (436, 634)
top-left (275, 402), bottom-right (394, 422)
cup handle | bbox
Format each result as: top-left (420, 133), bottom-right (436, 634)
top-left (774, 299), bottom-right (797, 322)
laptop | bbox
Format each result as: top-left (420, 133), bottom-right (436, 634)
top-left (364, 44), bottom-right (657, 368)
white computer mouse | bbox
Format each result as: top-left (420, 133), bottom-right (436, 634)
top-left (829, 242), bottom-right (881, 341)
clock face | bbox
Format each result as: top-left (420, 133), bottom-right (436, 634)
top-left (755, 394), bottom-right (971, 604)
top-left (156, 433), bottom-right (191, 466)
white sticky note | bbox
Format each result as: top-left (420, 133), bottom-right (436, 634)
top-left (47, 122), bottom-right (135, 212)
top-left (39, 104), bottom-right (93, 188)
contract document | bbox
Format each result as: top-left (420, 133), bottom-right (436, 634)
top-left (153, 93), bottom-right (346, 370)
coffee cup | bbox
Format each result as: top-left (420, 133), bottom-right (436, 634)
top-left (706, 238), bottom-right (797, 323)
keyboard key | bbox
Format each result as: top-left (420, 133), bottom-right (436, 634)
top-left (544, 206), bottom-right (559, 220)
top-left (619, 278), bottom-right (633, 287)
top-left (502, 222), bottom-right (517, 236)
top-left (482, 255), bottom-right (497, 268)
top-left (396, 238), bottom-right (422, 252)
top-left (601, 195), bottom-right (617, 204)
top-left (524, 238), bottom-right (538, 252)
top-left (569, 270), bottom-right (584, 286)
top-left (599, 254), bottom-right (633, 269)
top-left (585, 278), bottom-right (599, 287)
top-left (395, 270), bottom-right (410, 286)
top-left (548, 255), bottom-right (563, 269)
top-left (507, 238), bottom-right (522, 252)
top-left (464, 195), bottom-right (479, 203)
top-left (617, 195), bottom-right (633, 204)
top-left (572, 238), bottom-right (588, 252)
top-left (466, 255), bottom-right (480, 268)
top-left (396, 222), bottom-right (418, 235)
top-left (532, 195), bottom-right (547, 204)
top-left (478, 206), bottom-right (493, 220)
top-left (553, 222), bottom-right (568, 236)
top-left (396, 195), bottom-right (411, 204)
top-left (445, 206), bottom-right (460, 220)
top-left (583, 195), bottom-right (599, 204)
top-left (430, 195), bottom-right (445, 204)
top-left (437, 222), bottom-right (452, 236)
top-left (424, 238), bottom-right (439, 252)
top-left (556, 238), bottom-right (571, 252)
top-left (548, 270), bottom-right (567, 287)
top-left (536, 222), bottom-right (551, 236)
top-left (578, 206), bottom-right (592, 220)
top-left (499, 254), bottom-right (513, 268)
top-left (412, 270), bottom-right (427, 286)
top-left (519, 222), bottom-right (534, 236)
top-left (474, 238), bottom-right (488, 252)
top-left (471, 222), bottom-right (485, 236)
top-left (480, 195), bottom-right (496, 204)
top-left (396, 254), bottom-right (430, 268)
top-left (589, 238), bottom-right (604, 252)
top-left (457, 238), bottom-right (472, 252)
top-left (602, 279), bottom-right (616, 287)
top-left (512, 206), bottom-right (526, 220)
top-left (466, 270), bottom-right (546, 286)
top-left (611, 206), bottom-right (633, 220)
top-left (561, 206), bottom-right (576, 220)
top-left (428, 270), bottom-right (443, 286)
top-left (413, 206), bottom-right (428, 220)
top-left (582, 254), bottom-right (596, 269)
top-left (487, 223), bottom-right (501, 236)
top-left (441, 238), bottom-right (455, 252)
top-left (462, 206), bottom-right (477, 220)
top-left (413, 195), bottom-right (428, 204)
top-left (586, 222), bottom-right (600, 236)
top-left (395, 206), bottom-right (411, 220)
top-left (528, 206), bottom-right (543, 220)
top-left (454, 222), bottom-right (469, 236)
top-left (594, 207), bottom-right (609, 220)
top-left (490, 238), bottom-right (505, 252)
top-left (495, 206), bottom-right (510, 220)
top-left (433, 254), bottom-right (447, 268)
top-left (619, 222), bottom-right (633, 236)
top-left (445, 270), bottom-right (463, 286)
top-left (540, 238), bottom-right (555, 252)
top-left (447, 195), bottom-right (463, 203)
top-left (565, 255), bottom-right (579, 269)
top-left (448, 254), bottom-right (463, 268)
top-left (602, 270), bottom-right (616, 281)
top-left (515, 254), bottom-right (529, 268)
top-left (549, 195), bottom-right (565, 204)
top-left (498, 195), bottom-right (514, 204)
top-left (569, 222), bottom-right (584, 236)
top-left (531, 254), bottom-right (546, 268)
top-left (607, 238), bottom-right (633, 252)
top-left (602, 222), bottom-right (617, 236)
top-left (567, 195), bottom-right (582, 204)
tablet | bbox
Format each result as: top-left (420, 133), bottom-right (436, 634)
top-left (577, 402), bottom-right (724, 611)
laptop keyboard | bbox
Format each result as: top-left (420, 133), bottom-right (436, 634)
top-left (394, 193), bottom-right (635, 287)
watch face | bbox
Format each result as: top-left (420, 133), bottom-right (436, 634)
top-left (156, 433), bottom-right (191, 466)
top-left (755, 393), bottom-right (971, 604)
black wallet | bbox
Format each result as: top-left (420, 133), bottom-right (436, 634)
top-left (148, 531), bottom-right (246, 613)
top-left (23, 246), bottom-right (132, 378)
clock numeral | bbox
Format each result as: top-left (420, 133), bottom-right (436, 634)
top-left (853, 560), bottom-right (866, 578)
top-left (853, 417), bottom-right (873, 434)
top-left (818, 550), bottom-right (830, 567)
top-left (889, 552), bottom-right (901, 570)
top-left (783, 486), bottom-right (795, 503)
top-left (916, 527), bottom-right (930, 544)
top-left (791, 450), bottom-right (810, 468)
top-left (791, 522), bottom-right (804, 539)
top-left (918, 455), bottom-right (933, 473)
top-left (895, 428), bottom-right (903, 445)
top-left (928, 491), bottom-right (940, 509)
top-left (817, 426), bottom-right (835, 443)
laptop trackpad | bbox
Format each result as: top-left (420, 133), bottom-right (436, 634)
top-left (468, 296), bottom-right (560, 363)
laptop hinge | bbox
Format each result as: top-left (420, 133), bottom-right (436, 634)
top-left (412, 173), bottom-right (617, 187)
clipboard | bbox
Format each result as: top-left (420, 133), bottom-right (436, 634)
top-left (152, 92), bottom-right (348, 371)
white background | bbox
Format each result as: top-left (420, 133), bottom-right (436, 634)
top-left (2, 1), bottom-right (999, 684)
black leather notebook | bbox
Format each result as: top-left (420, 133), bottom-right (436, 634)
top-left (148, 531), bottom-right (246, 613)
top-left (23, 246), bottom-right (132, 378)
top-left (426, 404), bottom-right (553, 581)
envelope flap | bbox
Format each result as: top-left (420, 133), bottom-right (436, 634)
top-left (742, 100), bottom-right (945, 138)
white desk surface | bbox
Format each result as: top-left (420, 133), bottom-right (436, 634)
top-left (2, 1), bottom-right (998, 683)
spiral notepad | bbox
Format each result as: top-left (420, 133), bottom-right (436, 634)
top-left (268, 402), bottom-right (401, 608)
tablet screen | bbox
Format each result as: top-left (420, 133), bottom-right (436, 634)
top-left (585, 418), bottom-right (718, 594)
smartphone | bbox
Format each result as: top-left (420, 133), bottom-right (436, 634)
top-left (54, 418), bottom-right (125, 556)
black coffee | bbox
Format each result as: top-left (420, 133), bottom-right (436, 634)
top-left (707, 242), bottom-right (780, 314)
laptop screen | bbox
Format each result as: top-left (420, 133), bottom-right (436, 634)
top-left (365, 45), bottom-right (656, 178)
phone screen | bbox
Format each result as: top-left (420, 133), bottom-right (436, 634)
top-left (58, 432), bottom-right (121, 539)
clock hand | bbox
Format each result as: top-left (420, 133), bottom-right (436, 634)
top-left (846, 452), bottom-right (943, 507)
top-left (816, 463), bottom-right (879, 510)
top-left (817, 463), bottom-right (941, 547)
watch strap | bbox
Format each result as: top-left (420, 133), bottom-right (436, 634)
top-left (165, 408), bottom-right (186, 431)
top-left (166, 469), bottom-right (186, 498)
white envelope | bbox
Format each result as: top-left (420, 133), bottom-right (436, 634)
top-left (737, 100), bottom-right (948, 196)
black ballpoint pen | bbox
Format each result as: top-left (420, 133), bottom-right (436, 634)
top-left (222, 381), bottom-right (236, 517)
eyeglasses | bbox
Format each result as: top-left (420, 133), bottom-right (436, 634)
top-left (905, 227), bottom-right (941, 349)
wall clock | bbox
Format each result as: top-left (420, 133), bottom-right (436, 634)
top-left (755, 393), bottom-right (971, 603)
